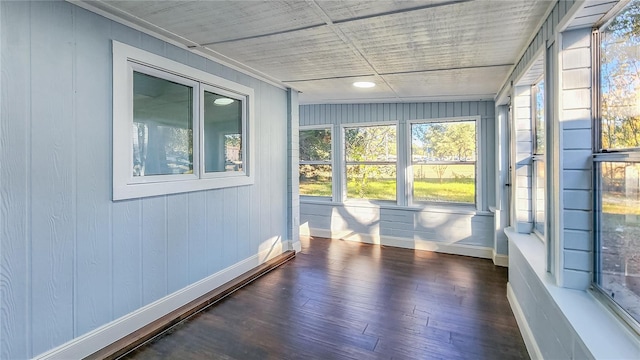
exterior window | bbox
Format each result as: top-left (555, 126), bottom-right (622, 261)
top-left (113, 41), bottom-right (254, 200)
top-left (594, 0), bottom-right (640, 328)
top-left (532, 79), bottom-right (545, 236)
top-left (344, 124), bottom-right (397, 201)
top-left (299, 128), bottom-right (332, 198)
top-left (410, 119), bottom-right (477, 204)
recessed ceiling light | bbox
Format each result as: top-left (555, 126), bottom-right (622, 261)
top-left (353, 81), bottom-right (376, 88)
top-left (214, 98), bottom-right (235, 106)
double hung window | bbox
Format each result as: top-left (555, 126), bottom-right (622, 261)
top-left (299, 127), bottom-right (332, 199)
top-left (593, 0), bottom-right (640, 329)
top-left (409, 118), bottom-right (477, 205)
top-left (344, 125), bottom-right (397, 201)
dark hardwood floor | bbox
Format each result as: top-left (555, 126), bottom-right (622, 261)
top-left (121, 237), bottom-right (529, 360)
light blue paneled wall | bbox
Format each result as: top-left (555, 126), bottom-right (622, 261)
top-left (299, 102), bottom-right (497, 251)
top-left (0, 1), bottom-right (289, 358)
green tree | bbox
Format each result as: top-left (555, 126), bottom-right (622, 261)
top-left (345, 126), bottom-right (396, 198)
top-left (420, 122), bottom-right (475, 182)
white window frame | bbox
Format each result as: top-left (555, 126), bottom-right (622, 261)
top-left (341, 121), bottom-right (399, 204)
top-left (406, 116), bottom-right (481, 209)
top-left (112, 40), bottom-right (255, 200)
top-left (531, 76), bottom-right (546, 241)
top-left (299, 125), bottom-right (333, 201)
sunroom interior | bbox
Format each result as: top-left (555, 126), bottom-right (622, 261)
top-left (2, 0), bottom-right (640, 359)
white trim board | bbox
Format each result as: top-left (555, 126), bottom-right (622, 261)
top-left (493, 251), bottom-right (509, 267)
top-left (32, 243), bottom-right (286, 360)
top-left (301, 227), bottom-right (493, 260)
top-left (507, 283), bottom-right (543, 360)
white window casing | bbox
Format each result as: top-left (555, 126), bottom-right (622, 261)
top-left (112, 40), bottom-right (255, 200)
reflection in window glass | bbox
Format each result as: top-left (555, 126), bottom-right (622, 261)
top-left (597, 162), bottom-right (640, 322)
top-left (299, 129), bottom-right (332, 197)
top-left (203, 91), bottom-right (243, 173)
top-left (600, 2), bottom-right (640, 151)
top-left (345, 125), bottom-right (397, 201)
top-left (534, 159), bottom-right (545, 234)
top-left (533, 78), bottom-right (546, 237)
top-left (534, 80), bottom-right (545, 154)
top-left (132, 71), bottom-right (194, 177)
top-left (411, 121), bottom-right (476, 204)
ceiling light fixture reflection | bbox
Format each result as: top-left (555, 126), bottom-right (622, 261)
top-left (214, 98), bottom-right (235, 106)
top-left (353, 81), bottom-right (376, 88)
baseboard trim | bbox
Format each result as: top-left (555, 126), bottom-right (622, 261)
top-left (33, 245), bottom-right (293, 360)
top-left (493, 251), bottom-right (509, 267)
top-left (507, 283), bottom-right (543, 360)
top-left (301, 227), bottom-right (493, 260)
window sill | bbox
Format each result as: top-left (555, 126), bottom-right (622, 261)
top-left (505, 227), bottom-right (640, 359)
top-left (300, 198), bottom-right (491, 216)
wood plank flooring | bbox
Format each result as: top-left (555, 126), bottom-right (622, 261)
top-left (120, 237), bottom-right (528, 360)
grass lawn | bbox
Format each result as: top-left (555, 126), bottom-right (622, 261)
top-left (300, 177), bottom-right (474, 203)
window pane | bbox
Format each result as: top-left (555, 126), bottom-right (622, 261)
top-left (597, 162), bottom-right (640, 322)
top-left (346, 164), bottom-right (396, 200)
top-left (345, 125), bottom-right (396, 162)
top-left (300, 129), bottom-right (331, 161)
top-left (600, 2), bottom-right (640, 150)
top-left (203, 91), bottom-right (243, 173)
top-left (411, 122), bottom-right (476, 162)
top-left (133, 71), bottom-right (193, 176)
top-left (412, 164), bottom-right (475, 203)
top-left (534, 159), bottom-right (545, 235)
top-left (299, 164), bottom-right (332, 197)
top-left (534, 80), bottom-right (545, 154)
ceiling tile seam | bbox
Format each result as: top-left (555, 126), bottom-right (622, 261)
top-left (283, 74), bottom-right (377, 83)
top-left (305, 0), bottom-right (401, 101)
top-left (189, 0), bottom-right (472, 47)
top-left (283, 64), bottom-right (514, 83)
top-left (194, 23), bottom-right (327, 47)
top-left (331, 0), bottom-right (474, 25)
top-left (377, 64), bottom-right (515, 76)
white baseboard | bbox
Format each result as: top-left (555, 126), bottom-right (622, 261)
top-left (33, 243), bottom-right (285, 360)
top-left (291, 240), bottom-right (302, 252)
top-left (493, 251), bottom-right (509, 267)
top-left (301, 227), bottom-right (493, 260)
top-left (507, 283), bottom-right (542, 360)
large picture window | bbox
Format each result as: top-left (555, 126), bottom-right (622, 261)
top-left (594, 0), bottom-right (640, 329)
top-left (410, 118), bottom-right (477, 205)
top-left (113, 41), bottom-right (254, 200)
top-left (299, 127), bottom-right (332, 198)
top-left (344, 124), bottom-right (397, 201)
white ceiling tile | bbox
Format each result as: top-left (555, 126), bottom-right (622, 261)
top-left (207, 26), bottom-right (374, 81)
top-left (105, 0), bottom-right (324, 44)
